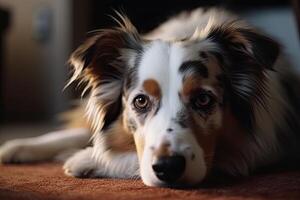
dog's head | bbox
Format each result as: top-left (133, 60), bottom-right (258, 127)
top-left (69, 16), bottom-right (280, 186)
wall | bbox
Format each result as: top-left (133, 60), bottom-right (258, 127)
top-left (241, 7), bottom-right (300, 71)
top-left (0, 0), bottom-right (72, 121)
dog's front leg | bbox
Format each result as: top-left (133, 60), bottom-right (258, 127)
top-left (0, 128), bottom-right (90, 163)
top-left (64, 147), bottom-right (140, 179)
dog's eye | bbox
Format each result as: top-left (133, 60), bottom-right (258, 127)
top-left (133, 95), bottom-right (150, 111)
top-left (191, 92), bottom-right (215, 110)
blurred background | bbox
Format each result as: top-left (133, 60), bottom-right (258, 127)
top-left (0, 0), bottom-right (299, 141)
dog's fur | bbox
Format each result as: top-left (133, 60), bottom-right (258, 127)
top-left (0, 8), bottom-right (299, 187)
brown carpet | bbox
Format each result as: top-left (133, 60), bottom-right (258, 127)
top-left (0, 163), bottom-right (299, 200)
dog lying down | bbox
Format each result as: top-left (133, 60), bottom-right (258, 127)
top-left (0, 8), bottom-right (300, 187)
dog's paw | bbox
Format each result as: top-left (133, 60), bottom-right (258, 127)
top-left (0, 139), bottom-right (34, 164)
top-left (63, 148), bottom-right (100, 178)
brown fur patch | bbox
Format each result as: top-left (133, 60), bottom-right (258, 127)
top-left (214, 107), bottom-right (248, 164)
top-left (59, 102), bottom-right (91, 131)
top-left (189, 110), bottom-right (221, 172)
top-left (192, 125), bottom-right (218, 171)
top-left (153, 142), bottom-right (172, 158)
top-left (193, 107), bottom-right (247, 172)
top-left (181, 77), bottom-right (202, 98)
top-left (181, 62), bottom-right (220, 98)
top-left (180, 49), bottom-right (223, 100)
top-left (143, 79), bottom-right (161, 99)
top-left (105, 117), bottom-right (136, 153)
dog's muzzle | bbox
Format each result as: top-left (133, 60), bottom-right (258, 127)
top-left (152, 155), bottom-right (186, 183)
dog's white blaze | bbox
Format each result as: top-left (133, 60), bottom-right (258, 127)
top-left (139, 41), bottom-right (170, 92)
top-left (136, 40), bottom-right (208, 186)
top-left (138, 40), bottom-right (184, 118)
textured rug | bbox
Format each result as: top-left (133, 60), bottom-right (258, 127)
top-left (0, 163), bottom-right (299, 200)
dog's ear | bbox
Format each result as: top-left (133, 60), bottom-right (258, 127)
top-left (207, 22), bottom-right (281, 131)
top-left (68, 16), bottom-right (142, 131)
top-left (207, 21), bottom-right (280, 70)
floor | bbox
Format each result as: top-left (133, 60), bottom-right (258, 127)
top-left (0, 163), bottom-right (300, 200)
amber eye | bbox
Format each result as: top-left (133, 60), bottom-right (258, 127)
top-left (191, 92), bottom-right (215, 110)
top-left (133, 94), bottom-right (150, 111)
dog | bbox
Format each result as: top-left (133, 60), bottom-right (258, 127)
top-left (0, 8), bottom-right (299, 187)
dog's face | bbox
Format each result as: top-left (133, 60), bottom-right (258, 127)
top-left (123, 39), bottom-right (225, 186)
top-left (69, 17), bottom-right (279, 187)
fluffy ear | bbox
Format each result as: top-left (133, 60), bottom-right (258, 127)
top-left (207, 22), bottom-right (280, 70)
top-left (207, 22), bottom-right (281, 131)
top-left (68, 16), bottom-right (142, 132)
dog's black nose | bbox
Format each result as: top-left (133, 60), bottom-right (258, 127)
top-left (152, 155), bottom-right (186, 183)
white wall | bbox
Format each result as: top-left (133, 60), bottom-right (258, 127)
top-left (241, 7), bottom-right (300, 72)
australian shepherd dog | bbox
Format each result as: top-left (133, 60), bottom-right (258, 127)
top-left (1, 8), bottom-right (299, 187)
